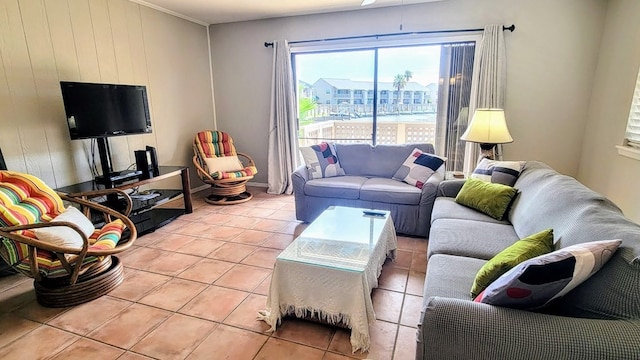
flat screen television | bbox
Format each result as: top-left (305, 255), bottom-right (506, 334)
top-left (60, 81), bottom-right (152, 139)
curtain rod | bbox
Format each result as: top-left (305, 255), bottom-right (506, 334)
top-left (264, 24), bottom-right (514, 48)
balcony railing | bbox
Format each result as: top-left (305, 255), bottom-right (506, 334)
top-left (299, 121), bottom-right (437, 146)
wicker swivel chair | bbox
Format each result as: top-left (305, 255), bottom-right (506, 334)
top-left (0, 171), bottom-right (137, 307)
top-left (193, 130), bottom-right (258, 205)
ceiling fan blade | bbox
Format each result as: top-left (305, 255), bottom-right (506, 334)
top-left (361, 0), bottom-right (376, 6)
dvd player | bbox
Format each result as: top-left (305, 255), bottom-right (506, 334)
top-left (95, 170), bottom-right (142, 184)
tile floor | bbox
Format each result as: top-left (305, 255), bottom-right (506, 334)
top-left (0, 187), bottom-right (428, 360)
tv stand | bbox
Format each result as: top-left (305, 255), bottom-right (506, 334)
top-left (57, 166), bottom-right (192, 234)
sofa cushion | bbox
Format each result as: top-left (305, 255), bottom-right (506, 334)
top-left (428, 218), bottom-right (520, 260)
top-left (392, 149), bottom-right (445, 189)
top-left (455, 178), bottom-right (518, 220)
top-left (470, 229), bottom-right (555, 298)
top-left (300, 142), bottom-right (346, 179)
top-left (336, 143), bottom-right (435, 178)
top-left (475, 239), bottom-right (622, 310)
top-left (303, 176), bottom-right (367, 200)
top-left (423, 254), bottom-right (486, 300)
top-left (359, 178), bottom-right (421, 205)
top-left (471, 158), bottom-right (524, 186)
top-left (430, 197), bottom-right (510, 225)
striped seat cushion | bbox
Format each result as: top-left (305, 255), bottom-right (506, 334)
top-left (211, 166), bottom-right (258, 180)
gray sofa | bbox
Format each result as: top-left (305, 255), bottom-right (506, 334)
top-left (292, 143), bottom-right (443, 237)
top-left (418, 161), bottom-right (640, 359)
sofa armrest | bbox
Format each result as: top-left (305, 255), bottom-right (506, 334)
top-left (292, 165), bottom-right (309, 221)
top-left (436, 179), bottom-right (466, 198)
top-left (418, 170), bottom-right (444, 234)
top-left (417, 297), bottom-right (640, 360)
top-left (292, 164), bottom-right (308, 183)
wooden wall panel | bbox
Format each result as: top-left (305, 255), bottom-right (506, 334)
top-left (20, 0), bottom-right (79, 187)
top-left (0, 0), bottom-right (55, 185)
top-left (67, 0), bottom-right (100, 82)
top-left (124, 1), bottom-right (158, 156)
top-left (0, 43), bottom-right (27, 173)
top-left (45, 0), bottom-right (93, 183)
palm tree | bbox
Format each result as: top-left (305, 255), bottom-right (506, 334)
top-left (393, 70), bottom-right (413, 110)
top-left (393, 74), bottom-right (407, 105)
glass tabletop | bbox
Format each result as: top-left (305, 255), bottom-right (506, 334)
top-left (277, 206), bottom-right (391, 272)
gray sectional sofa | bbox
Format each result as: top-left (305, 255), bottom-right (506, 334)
top-left (418, 161), bottom-right (640, 360)
top-left (292, 143), bottom-right (443, 237)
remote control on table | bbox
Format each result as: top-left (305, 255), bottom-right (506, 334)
top-left (363, 210), bottom-right (386, 217)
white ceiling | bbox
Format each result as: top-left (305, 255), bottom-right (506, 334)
top-left (133, 0), bottom-right (446, 25)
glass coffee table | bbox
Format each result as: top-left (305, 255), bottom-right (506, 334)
top-left (259, 206), bottom-right (397, 353)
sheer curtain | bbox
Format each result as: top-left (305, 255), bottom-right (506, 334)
top-left (464, 24), bottom-right (507, 173)
top-left (267, 40), bottom-right (299, 195)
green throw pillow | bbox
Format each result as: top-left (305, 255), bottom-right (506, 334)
top-left (455, 177), bottom-right (518, 220)
top-left (470, 229), bottom-right (555, 298)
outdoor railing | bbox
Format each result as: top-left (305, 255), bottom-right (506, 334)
top-left (299, 121), bottom-right (437, 146)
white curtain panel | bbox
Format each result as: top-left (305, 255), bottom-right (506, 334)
top-left (267, 40), bottom-right (299, 194)
top-left (464, 24), bottom-right (507, 172)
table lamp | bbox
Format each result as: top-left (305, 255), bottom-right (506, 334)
top-left (460, 108), bottom-right (513, 160)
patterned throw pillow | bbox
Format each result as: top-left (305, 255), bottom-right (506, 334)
top-left (475, 239), bottom-right (622, 310)
top-left (392, 148), bottom-right (445, 189)
top-left (471, 229), bottom-right (554, 298)
top-left (300, 142), bottom-right (345, 180)
top-left (471, 158), bottom-right (525, 186)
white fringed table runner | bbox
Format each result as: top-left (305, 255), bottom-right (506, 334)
top-left (258, 206), bottom-right (397, 353)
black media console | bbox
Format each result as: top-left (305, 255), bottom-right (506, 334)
top-left (56, 166), bottom-right (192, 235)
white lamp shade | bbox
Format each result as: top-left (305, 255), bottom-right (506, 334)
top-left (460, 108), bottom-right (513, 144)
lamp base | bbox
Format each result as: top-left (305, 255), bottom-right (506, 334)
top-left (479, 143), bottom-right (497, 160)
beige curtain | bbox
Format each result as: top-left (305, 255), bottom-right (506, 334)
top-left (267, 40), bottom-right (299, 194)
top-left (464, 24), bottom-right (507, 173)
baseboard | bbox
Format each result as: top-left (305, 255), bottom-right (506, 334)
top-left (247, 181), bottom-right (268, 188)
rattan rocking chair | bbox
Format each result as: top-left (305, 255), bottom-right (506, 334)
top-left (193, 130), bottom-right (258, 205)
top-left (0, 171), bottom-right (137, 307)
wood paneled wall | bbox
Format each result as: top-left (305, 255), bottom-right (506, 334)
top-left (0, 0), bottom-right (214, 188)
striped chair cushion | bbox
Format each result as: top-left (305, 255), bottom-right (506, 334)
top-left (195, 130), bottom-right (237, 157)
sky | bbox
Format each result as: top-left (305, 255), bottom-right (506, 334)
top-left (295, 45), bottom-right (441, 86)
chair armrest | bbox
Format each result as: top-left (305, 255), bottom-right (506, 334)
top-left (417, 297), bottom-right (640, 360)
top-left (237, 152), bottom-right (256, 167)
top-left (57, 194), bottom-right (137, 255)
top-left (192, 155), bottom-right (215, 182)
top-left (436, 179), bottom-right (466, 198)
top-left (59, 188), bottom-right (133, 216)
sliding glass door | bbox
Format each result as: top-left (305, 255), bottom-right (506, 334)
top-left (293, 41), bottom-right (475, 172)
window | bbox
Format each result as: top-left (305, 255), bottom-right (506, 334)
top-left (293, 38), bottom-right (478, 171)
top-left (617, 67), bottom-right (640, 160)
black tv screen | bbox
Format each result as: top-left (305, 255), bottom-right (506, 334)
top-left (60, 81), bottom-right (152, 140)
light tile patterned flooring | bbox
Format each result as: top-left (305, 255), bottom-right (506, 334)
top-left (0, 187), bottom-right (427, 360)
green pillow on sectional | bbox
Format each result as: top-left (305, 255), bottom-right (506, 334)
top-left (470, 229), bottom-right (554, 298)
top-left (455, 177), bottom-right (518, 220)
